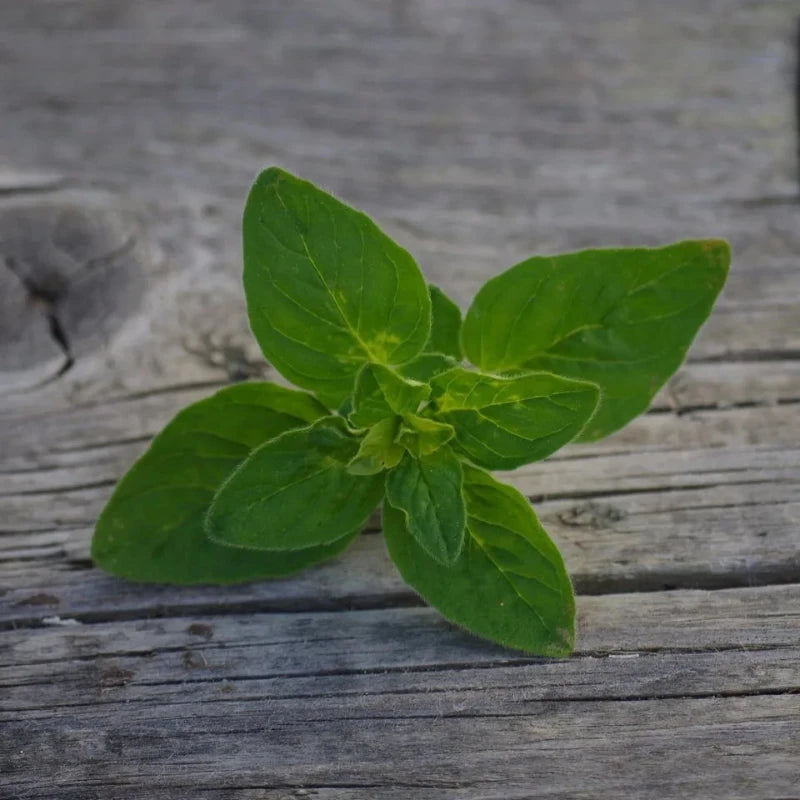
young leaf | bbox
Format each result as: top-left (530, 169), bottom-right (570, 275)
top-left (462, 240), bottom-right (730, 440)
top-left (243, 168), bottom-right (431, 406)
top-left (425, 284), bottom-right (463, 359)
top-left (384, 447), bottom-right (465, 566)
top-left (206, 416), bottom-right (383, 550)
top-left (395, 285), bottom-right (461, 380)
top-left (430, 367), bottom-right (599, 470)
top-left (90, 383), bottom-right (356, 585)
top-left (384, 465), bottom-right (575, 656)
top-left (395, 414), bottom-right (454, 458)
top-left (347, 417), bottom-right (405, 475)
top-left (349, 363), bottom-right (430, 428)
top-left (398, 352), bottom-right (459, 383)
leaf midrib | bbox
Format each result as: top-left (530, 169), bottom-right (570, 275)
top-left (469, 526), bottom-right (558, 638)
top-left (492, 250), bottom-right (713, 372)
top-left (272, 184), bottom-right (377, 362)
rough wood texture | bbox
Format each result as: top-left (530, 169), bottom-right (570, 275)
top-left (1, 1), bottom-right (798, 797)
top-left (3, 587), bottom-right (799, 799)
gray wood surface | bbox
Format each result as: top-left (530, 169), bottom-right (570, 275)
top-left (1, 1), bottom-right (798, 797)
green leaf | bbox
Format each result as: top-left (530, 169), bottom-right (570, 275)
top-left (384, 465), bottom-right (575, 656)
top-left (462, 240), bottom-right (730, 440)
top-left (395, 414), bottom-right (454, 458)
top-left (349, 363), bottom-right (430, 428)
top-left (397, 353), bottom-right (458, 383)
top-left (347, 417), bottom-right (405, 475)
top-left (243, 168), bottom-right (431, 406)
top-left (384, 447), bottom-right (465, 566)
top-left (206, 416), bottom-right (383, 551)
top-left (430, 367), bottom-right (599, 470)
top-left (425, 284), bottom-right (463, 359)
top-left (397, 285), bottom-right (461, 382)
top-left (91, 383), bottom-right (356, 585)
top-left (398, 352), bottom-right (459, 383)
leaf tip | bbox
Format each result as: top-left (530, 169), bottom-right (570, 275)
top-left (701, 238), bottom-right (732, 272)
top-left (545, 625), bottom-right (576, 658)
top-left (255, 165), bottom-right (290, 187)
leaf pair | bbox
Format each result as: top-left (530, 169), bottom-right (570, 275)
top-left (385, 465), bottom-right (574, 656)
top-left (91, 384), bottom-right (358, 584)
top-left (92, 167), bottom-right (730, 657)
top-left (461, 240), bottom-right (730, 440)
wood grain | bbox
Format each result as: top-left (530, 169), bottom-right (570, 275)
top-left (1, 0), bottom-right (798, 797)
top-left (2, 586), bottom-right (799, 798)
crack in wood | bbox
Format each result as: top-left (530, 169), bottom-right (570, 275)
top-left (7, 641), bottom-right (797, 678)
top-left (2, 253), bottom-right (74, 379)
top-left (528, 476), bottom-right (793, 504)
top-left (4, 574), bottom-right (800, 632)
top-left (688, 349), bottom-right (800, 363)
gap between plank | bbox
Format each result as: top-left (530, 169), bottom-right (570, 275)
top-left (4, 576), bottom-right (800, 631)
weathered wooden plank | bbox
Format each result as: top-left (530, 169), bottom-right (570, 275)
top-left (3, 360), bottom-right (800, 466)
top-left (4, 695), bottom-right (797, 799)
top-left (4, 585), bottom-right (799, 688)
top-left (3, 467), bottom-right (799, 618)
top-left (0, 277), bottom-right (797, 409)
top-left (1, 254), bottom-right (797, 409)
top-left (6, 643), bottom-right (799, 720)
top-left (2, 439), bottom-right (799, 626)
top-left (2, 395), bottom-right (796, 500)
top-left (2, 401), bottom-right (797, 527)
top-left (2, 587), bottom-right (798, 798)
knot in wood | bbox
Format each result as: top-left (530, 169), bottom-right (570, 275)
top-left (0, 194), bottom-right (144, 388)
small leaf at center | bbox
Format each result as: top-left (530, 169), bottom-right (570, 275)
top-left (384, 447), bottom-right (465, 566)
top-left (206, 416), bottom-right (384, 550)
top-left (350, 362), bottom-right (430, 428)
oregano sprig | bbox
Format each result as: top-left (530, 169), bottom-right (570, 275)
top-left (92, 167), bottom-right (730, 656)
